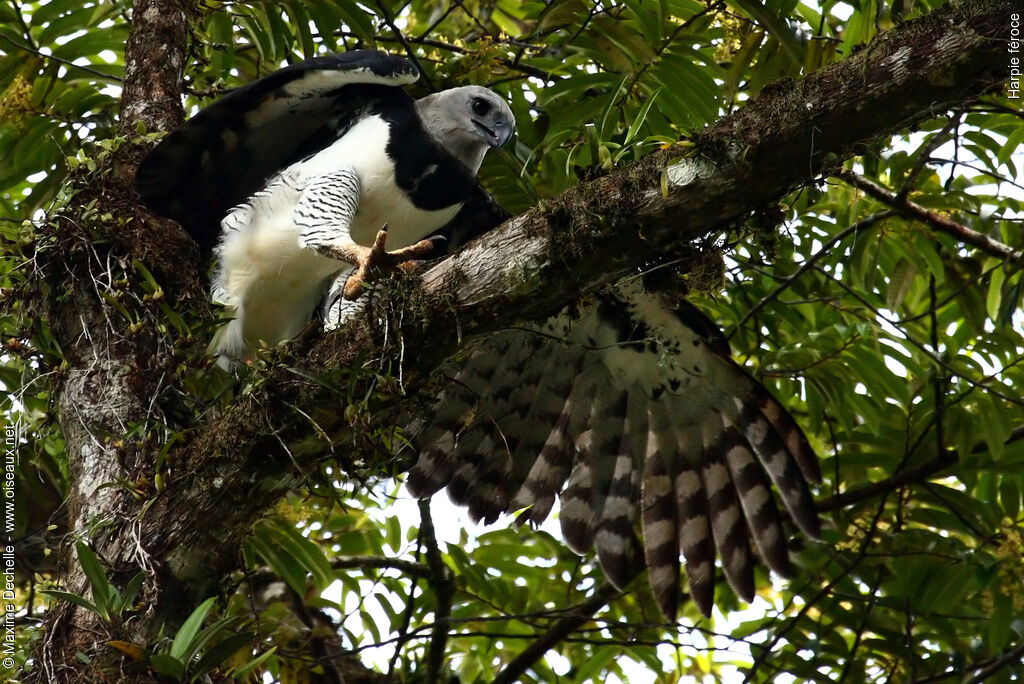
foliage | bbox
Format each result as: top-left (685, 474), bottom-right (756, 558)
top-left (39, 546), bottom-right (271, 681)
top-left (40, 542), bottom-right (144, 628)
top-left (3, 0), bottom-right (1023, 682)
top-left (104, 596), bottom-right (275, 682)
top-left (145, 597), bottom-right (272, 683)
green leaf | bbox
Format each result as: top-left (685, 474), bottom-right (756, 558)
top-left (182, 618), bottom-right (241, 673)
top-left (265, 519), bottom-right (333, 590)
top-left (538, 0), bottom-right (588, 32)
top-left (150, 653), bottom-right (186, 680)
top-left (573, 644), bottom-right (619, 682)
top-left (74, 542), bottom-right (112, 620)
top-left (170, 596), bottom-right (217, 662)
top-left (115, 572), bottom-right (145, 614)
top-left (591, 14), bottom-right (657, 65)
top-left (886, 257), bottom-right (917, 310)
top-left (283, 2), bottom-right (316, 58)
top-left (998, 474), bottom-right (1021, 519)
top-left (230, 646), bottom-right (277, 679)
top-left (192, 632), bottom-right (254, 679)
top-left (622, 87), bottom-right (662, 147)
top-left (729, 0), bottom-right (804, 67)
top-left (986, 265), bottom-right (1005, 322)
top-left (40, 590), bottom-right (99, 615)
top-left (977, 393), bottom-right (1010, 462)
top-left (334, 2), bottom-right (376, 43)
top-left (987, 590), bottom-right (1012, 651)
top-left (998, 124), bottom-right (1024, 167)
top-left (247, 533), bottom-right (308, 596)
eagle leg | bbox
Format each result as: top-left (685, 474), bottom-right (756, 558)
top-left (338, 225), bottom-right (437, 300)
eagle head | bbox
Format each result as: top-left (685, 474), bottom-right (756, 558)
top-left (416, 85), bottom-right (515, 173)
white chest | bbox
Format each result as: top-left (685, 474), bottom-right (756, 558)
top-left (296, 115), bottom-right (460, 248)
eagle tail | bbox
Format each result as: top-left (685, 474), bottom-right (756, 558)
top-left (403, 286), bottom-right (821, 619)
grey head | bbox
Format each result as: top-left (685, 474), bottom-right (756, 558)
top-left (415, 85), bottom-right (515, 174)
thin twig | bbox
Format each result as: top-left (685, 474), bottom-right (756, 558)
top-left (415, 3), bottom-right (459, 40)
top-left (807, 263), bottom-right (1024, 407)
top-left (330, 555), bottom-right (431, 578)
top-left (491, 582), bottom-right (621, 684)
top-left (925, 156), bottom-right (1024, 193)
top-left (452, 0), bottom-right (493, 36)
top-left (11, 0), bottom-right (38, 50)
top-left (837, 575), bottom-right (883, 683)
top-left (729, 211), bottom-right (893, 339)
top-left (418, 499), bottom-right (453, 684)
top-left (838, 170), bottom-right (1024, 263)
top-left (747, 493), bottom-right (892, 679)
top-left (0, 34), bottom-right (123, 82)
top-left (287, 586), bottom-right (346, 684)
top-left (896, 112), bottom-right (961, 199)
top-left (375, 0), bottom-right (435, 91)
top-left (966, 641), bottom-right (1024, 682)
top-left (387, 557), bottom-right (419, 678)
top-left (818, 425), bottom-right (1024, 513)
top-left (367, 34), bottom-right (558, 82)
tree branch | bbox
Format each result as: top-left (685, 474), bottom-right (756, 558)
top-left (418, 500), bottom-right (454, 684)
top-left (119, 0), bottom-right (187, 133)
top-left (491, 583), bottom-right (621, 684)
top-left (818, 424), bottom-right (1024, 513)
top-left (331, 556), bottom-right (431, 579)
top-left (837, 170), bottom-right (1024, 263)
top-left (33, 0), bottom-right (193, 679)
top-left (36, 3), bottom-right (1014, 680)
top-left (966, 641), bottom-right (1024, 683)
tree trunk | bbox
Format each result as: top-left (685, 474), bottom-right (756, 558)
top-left (31, 0), bottom-right (1014, 681)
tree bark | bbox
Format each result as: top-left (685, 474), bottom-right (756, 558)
top-left (30, 0), bottom-right (194, 679)
top-left (32, 0), bottom-right (1014, 681)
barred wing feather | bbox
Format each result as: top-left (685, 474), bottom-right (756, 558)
top-left (404, 284), bottom-right (820, 619)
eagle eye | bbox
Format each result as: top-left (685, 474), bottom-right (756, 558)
top-left (471, 97), bottom-right (491, 116)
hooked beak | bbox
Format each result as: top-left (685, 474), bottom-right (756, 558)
top-left (473, 119), bottom-right (513, 148)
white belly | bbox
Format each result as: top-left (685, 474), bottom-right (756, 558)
top-left (215, 206), bottom-right (341, 353)
top-left (212, 113), bottom-right (461, 359)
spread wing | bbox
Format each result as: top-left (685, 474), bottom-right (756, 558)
top-left (403, 283), bottom-right (821, 619)
top-left (135, 50), bottom-right (418, 251)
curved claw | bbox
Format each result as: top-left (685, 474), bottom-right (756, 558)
top-left (342, 225), bottom-right (437, 300)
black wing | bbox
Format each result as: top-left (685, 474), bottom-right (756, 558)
top-left (405, 186), bottom-right (512, 260)
top-left (135, 50), bottom-right (418, 252)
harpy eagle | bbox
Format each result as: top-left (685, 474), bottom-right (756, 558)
top-left (137, 50), bottom-right (821, 619)
top-left (137, 50), bottom-right (514, 363)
